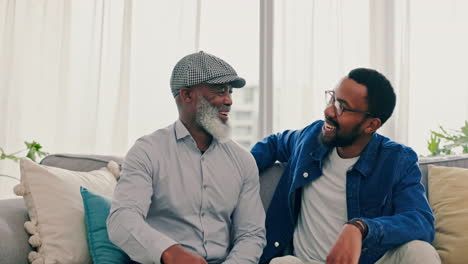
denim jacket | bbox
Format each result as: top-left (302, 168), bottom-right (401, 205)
top-left (251, 120), bottom-right (435, 264)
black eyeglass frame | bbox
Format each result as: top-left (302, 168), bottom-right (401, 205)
top-left (325, 90), bottom-right (373, 116)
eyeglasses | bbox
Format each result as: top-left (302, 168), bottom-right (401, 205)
top-left (325, 90), bottom-right (372, 116)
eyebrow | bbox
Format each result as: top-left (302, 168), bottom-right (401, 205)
top-left (336, 97), bottom-right (351, 108)
top-left (209, 85), bottom-right (232, 92)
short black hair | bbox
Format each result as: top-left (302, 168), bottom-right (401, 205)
top-left (347, 68), bottom-right (396, 125)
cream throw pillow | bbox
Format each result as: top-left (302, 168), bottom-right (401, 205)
top-left (14, 158), bottom-right (120, 264)
top-left (428, 165), bottom-right (468, 264)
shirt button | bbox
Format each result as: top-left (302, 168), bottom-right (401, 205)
top-left (274, 241), bottom-right (279, 247)
top-left (204, 241), bottom-right (208, 245)
top-left (303, 172), bottom-right (309, 178)
top-left (203, 185), bottom-right (208, 190)
top-left (201, 212), bottom-right (205, 217)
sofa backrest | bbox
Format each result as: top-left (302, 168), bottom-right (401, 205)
top-left (39, 153), bottom-right (468, 211)
top-left (258, 154), bottom-right (468, 210)
top-left (40, 154), bottom-right (124, 171)
top-left (418, 154), bottom-right (468, 194)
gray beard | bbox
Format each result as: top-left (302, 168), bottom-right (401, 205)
top-left (195, 95), bottom-right (232, 143)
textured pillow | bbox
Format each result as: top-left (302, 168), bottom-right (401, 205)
top-left (14, 158), bottom-right (120, 264)
top-left (428, 165), bottom-right (468, 264)
top-left (80, 187), bottom-right (131, 264)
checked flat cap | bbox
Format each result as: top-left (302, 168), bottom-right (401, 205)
top-left (170, 51), bottom-right (246, 97)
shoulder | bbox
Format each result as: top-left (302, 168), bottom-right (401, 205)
top-left (377, 134), bottom-right (418, 164)
top-left (127, 123), bottom-right (174, 160)
top-left (278, 120), bottom-right (324, 143)
top-left (222, 140), bottom-right (258, 170)
top-left (297, 120), bottom-right (324, 139)
top-left (288, 120), bottom-right (324, 146)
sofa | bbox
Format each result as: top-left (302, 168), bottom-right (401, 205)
top-left (1, 153), bottom-right (467, 264)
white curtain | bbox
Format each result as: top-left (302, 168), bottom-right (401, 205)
top-left (127, 0), bottom-right (198, 144)
top-left (273, 0), bottom-right (372, 132)
top-left (272, 0), bottom-right (468, 156)
top-left (403, 0), bottom-right (468, 154)
top-left (0, 0), bottom-right (198, 198)
top-left (0, 0), bottom-right (132, 197)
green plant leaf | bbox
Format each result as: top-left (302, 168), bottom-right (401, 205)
top-left (24, 141), bottom-right (48, 162)
top-left (462, 121), bottom-right (468, 137)
top-left (427, 133), bottom-right (441, 156)
top-left (428, 122), bottom-right (468, 156)
top-left (0, 141), bottom-right (48, 163)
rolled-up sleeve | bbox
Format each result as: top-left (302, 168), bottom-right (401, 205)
top-left (107, 139), bottom-right (177, 264)
top-left (222, 155), bottom-right (267, 264)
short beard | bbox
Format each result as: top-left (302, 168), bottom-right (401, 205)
top-left (195, 95), bottom-right (231, 143)
top-left (319, 119), bottom-right (365, 148)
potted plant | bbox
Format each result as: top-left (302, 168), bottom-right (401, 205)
top-left (427, 121), bottom-right (468, 156)
top-left (0, 141), bottom-right (48, 181)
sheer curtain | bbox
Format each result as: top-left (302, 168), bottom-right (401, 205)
top-left (403, 0), bottom-right (468, 154)
top-left (127, 0), bottom-right (198, 144)
top-left (0, 0), bottom-right (132, 197)
top-left (272, 0), bottom-right (468, 156)
top-left (0, 0), bottom-right (198, 198)
top-left (272, 0), bottom-right (372, 133)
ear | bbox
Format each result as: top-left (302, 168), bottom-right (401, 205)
top-left (364, 117), bottom-right (382, 134)
top-left (179, 87), bottom-right (193, 103)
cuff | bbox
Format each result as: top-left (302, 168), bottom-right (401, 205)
top-left (360, 217), bottom-right (383, 250)
top-left (150, 237), bottom-right (178, 264)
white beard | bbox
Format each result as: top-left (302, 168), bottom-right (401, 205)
top-left (195, 95), bottom-right (232, 143)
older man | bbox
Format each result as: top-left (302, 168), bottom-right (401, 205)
top-left (107, 51), bottom-right (266, 264)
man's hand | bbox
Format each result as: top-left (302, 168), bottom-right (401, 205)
top-left (326, 223), bottom-right (363, 264)
top-left (161, 244), bottom-right (207, 264)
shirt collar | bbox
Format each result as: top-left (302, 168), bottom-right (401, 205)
top-left (309, 130), bottom-right (382, 177)
top-left (174, 120), bottom-right (221, 150)
top-left (174, 120), bottom-right (191, 141)
top-left (352, 133), bottom-right (381, 177)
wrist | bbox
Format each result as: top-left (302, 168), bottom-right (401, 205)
top-left (345, 218), bottom-right (368, 240)
top-left (161, 244), bottom-right (180, 263)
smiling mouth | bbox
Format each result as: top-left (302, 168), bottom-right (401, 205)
top-left (322, 121), bottom-right (337, 137)
top-left (219, 112), bottom-right (229, 120)
top-left (325, 123), bottom-right (336, 131)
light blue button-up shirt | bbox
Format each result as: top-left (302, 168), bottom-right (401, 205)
top-left (107, 120), bottom-right (266, 264)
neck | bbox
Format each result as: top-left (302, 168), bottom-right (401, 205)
top-left (336, 134), bottom-right (373, 159)
top-left (179, 117), bottom-right (212, 152)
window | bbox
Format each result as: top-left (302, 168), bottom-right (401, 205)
top-left (272, 0), bottom-right (371, 133)
top-left (198, 0), bottom-right (259, 149)
top-left (404, 0), bottom-right (468, 154)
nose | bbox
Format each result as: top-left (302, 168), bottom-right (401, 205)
top-left (324, 101), bottom-right (336, 118)
top-left (224, 92), bottom-right (232, 106)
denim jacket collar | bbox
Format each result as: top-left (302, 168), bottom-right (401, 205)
top-left (309, 132), bottom-right (382, 177)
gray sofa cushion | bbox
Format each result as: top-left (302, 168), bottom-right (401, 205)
top-left (259, 163), bottom-right (284, 211)
top-left (419, 154), bottom-right (468, 193)
top-left (0, 198), bottom-right (32, 264)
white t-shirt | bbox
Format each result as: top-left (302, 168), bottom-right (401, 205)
top-left (293, 148), bottom-right (359, 263)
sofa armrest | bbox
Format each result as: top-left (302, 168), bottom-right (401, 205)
top-left (0, 198), bottom-right (31, 264)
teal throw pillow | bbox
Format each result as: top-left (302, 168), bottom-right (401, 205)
top-left (80, 186), bottom-right (131, 264)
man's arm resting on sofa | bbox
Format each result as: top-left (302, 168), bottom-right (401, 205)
top-left (251, 129), bottom-right (301, 172)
